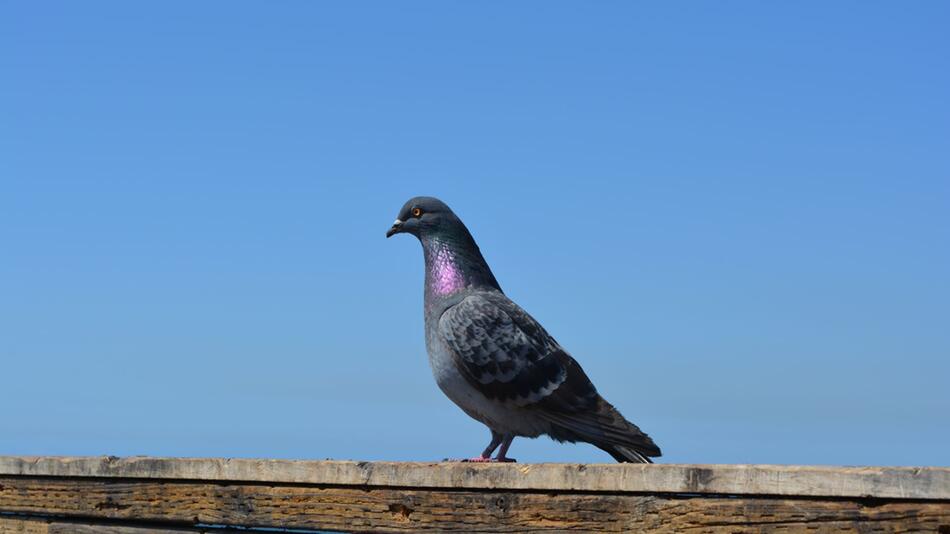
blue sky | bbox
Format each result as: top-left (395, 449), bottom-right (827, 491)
top-left (1, 2), bottom-right (947, 466)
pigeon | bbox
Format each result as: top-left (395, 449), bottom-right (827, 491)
top-left (386, 196), bottom-right (661, 463)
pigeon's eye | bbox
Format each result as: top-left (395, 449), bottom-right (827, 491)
top-left (411, 207), bottom-right (423, 218)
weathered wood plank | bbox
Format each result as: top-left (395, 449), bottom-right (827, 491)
top-left (0, 517), bottom-right (47, 534)
top-left (1, 476), bottom-right (948, 533)
top-left (0, 516), bottom-right (199, 534)
top-left (1, 456), bottom-right (947, 500)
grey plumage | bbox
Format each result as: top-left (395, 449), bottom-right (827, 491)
top-left (387, 196), bottom-right (660, 463)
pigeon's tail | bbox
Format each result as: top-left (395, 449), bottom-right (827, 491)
top-left (542, 396), bottom-right (661, 464)
top-left (597, 443), bottom-right (655, 463)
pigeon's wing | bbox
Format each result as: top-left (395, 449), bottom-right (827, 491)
top-left (437, 292), bottom-right (593, 407)
top-left (438, 292), bottom-right (661, 462)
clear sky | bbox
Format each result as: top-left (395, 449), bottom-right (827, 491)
top-left (2, 2), bottom-right (947, 467)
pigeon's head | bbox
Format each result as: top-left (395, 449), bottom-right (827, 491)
top-left (386, 196), bottom-right (462, 240)
top-left (387, 196), bottom-right (501, 290)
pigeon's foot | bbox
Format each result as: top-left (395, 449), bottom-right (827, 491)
top-left (453, 456), bottom-right (519, 463)
top-left (494, 456), bottom-right (517, 463)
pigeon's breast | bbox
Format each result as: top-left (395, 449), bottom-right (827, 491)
top-left (424, 322), bottom-right (548, 437)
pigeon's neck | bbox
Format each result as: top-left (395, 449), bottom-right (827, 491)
top-left (422, 233), bottom-right (500, 302)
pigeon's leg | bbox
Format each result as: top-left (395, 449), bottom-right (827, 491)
top-left (493, 434), bottom-right (517, 463)
top-left (465, 430), bottom-right (503, 462)
top-left (481, 430), bottom-right (504, 458)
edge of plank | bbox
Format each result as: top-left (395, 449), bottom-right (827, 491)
top-left (0, 456), bottom-right (947, 500)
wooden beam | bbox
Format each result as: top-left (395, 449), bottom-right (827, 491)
top-left (1, 456), bottom-right (948, 533)
top-left (1, 456), bottom-right (947, 500)
top-left (1, 476), bottom-right (948, 533)
top-left (0, 516), bottom-right (200, 534)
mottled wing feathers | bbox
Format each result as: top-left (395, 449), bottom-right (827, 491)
top-left (438, 291), bottom-right (662, 462)
top-left (438, 293), bottom-right (574, 406)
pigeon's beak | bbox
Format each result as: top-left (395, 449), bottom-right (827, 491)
top-left (386, 219), bottom-right (403, 238)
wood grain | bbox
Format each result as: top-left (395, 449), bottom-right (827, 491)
top-left (2, 457), bottom-right (947, 532)
top-left (0, 516), bottom-right (199, 534)
top-left (1, 476), bottom-right (948, 533)
top-left (1, 456), bottom-right (947, 500)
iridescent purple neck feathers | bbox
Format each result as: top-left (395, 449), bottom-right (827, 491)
top-left (427, 244), bottom-right (466, 296)
top-left (422, 236), bottom-right (500, 300)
